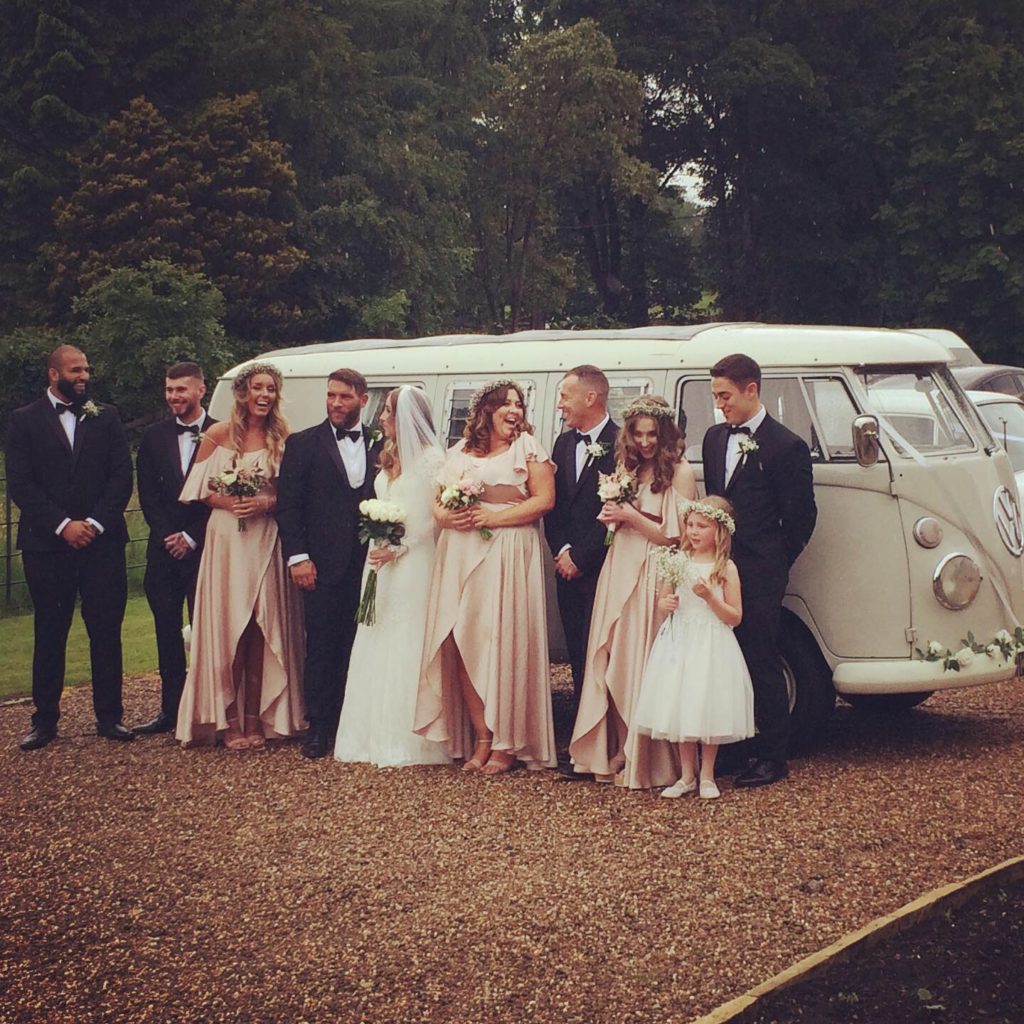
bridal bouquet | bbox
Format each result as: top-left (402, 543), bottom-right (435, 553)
top-left (597, 467), bottom-right (638, 546)
top-left (356, 499), bottom-right (406, 626)
top-left (439, 475), bottom-right (492, 540)
top-left (208, 463), bottom-right (267, 532)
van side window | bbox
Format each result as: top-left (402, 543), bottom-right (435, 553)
top-left (555, 377), bottom-right (652, 434)
top-left (677, 376), bottom-right (855, 462)
top-left (364, 385), bottom-right (426, 431)
top-left (444, 380), bottom-right (535, 448)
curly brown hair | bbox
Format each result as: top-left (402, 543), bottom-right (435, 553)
top-left (463, 381), bottom-right (533, 454)
top-left (614, 395), bottom-right (682, 493)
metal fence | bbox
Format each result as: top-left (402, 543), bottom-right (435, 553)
top-left (1, 472), bottom-right (151, 609)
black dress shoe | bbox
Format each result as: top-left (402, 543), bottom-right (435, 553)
top-left (556, 762), bottom-right (594, 782)
top-left (133, 711), bottom-right (176, 735)
top-left (734, 759), bottom-right (788, 789)
top-left (20, 726), bottom-right (57, 751)
top-left (302, 732), bottom-right (328, 759)
top-left (97, 721), bottom-right (135, 742)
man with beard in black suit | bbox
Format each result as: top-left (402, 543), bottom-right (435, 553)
top-left (702, 353), bottom-right (817, 788)
top-left (276, 368), bottom-right (381, 759)
top-left (7, 344), bottom-right (134, 750)
top-left (134, 362), bottom-right (216, 735)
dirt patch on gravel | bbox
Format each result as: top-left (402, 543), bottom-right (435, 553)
top-left (2, 670), bottom-right (1023, 1023)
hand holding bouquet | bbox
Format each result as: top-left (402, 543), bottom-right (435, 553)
top-left (208, 463), bottom-right (267, 532)
top-left (356, 499), bottom-right (406, 626)
top-left (438, 475), bottom-right (492, 540)
top-left (596, 467), bottom-right (638, 546)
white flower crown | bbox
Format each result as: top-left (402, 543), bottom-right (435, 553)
top-left (678, 499), bottom-right (736, 535)
top-left (467, 379), bottom-right (522, 417)
top-left (621, 398), bottom-right (674, 421)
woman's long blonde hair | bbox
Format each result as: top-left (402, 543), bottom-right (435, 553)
top-left (229, 362), bottom-right (289, 472)
top-left (680, 494), bottom-right (735, 587)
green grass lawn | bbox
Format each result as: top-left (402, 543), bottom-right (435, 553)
top-left (0, 595), bottom-right (160, 700)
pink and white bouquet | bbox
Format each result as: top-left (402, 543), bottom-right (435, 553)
top-left (356, 499), bottom-right (406, 626)
top-left (438, 475), bottom-right (492, 540)
top-left (208, 462), bottom-right (267, 532)
top-left (597, 467), bottom-right (638, 546)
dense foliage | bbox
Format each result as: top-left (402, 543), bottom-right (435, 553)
top-left (2, 0), bottom-right (1024, 433)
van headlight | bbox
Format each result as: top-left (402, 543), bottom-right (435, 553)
top-left (932, 553), bottom-right (983, 610)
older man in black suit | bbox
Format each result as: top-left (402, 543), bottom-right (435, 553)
top-left (134, 361), bottom-right (216, 735)
top-left (276, 368), bottom-right (381, 758)
top-left (703, 353), bottom-right (817, 787)
top-left (7, 344), bottom-right (134, 750)
top-left (545, 365), bottom-right (619, 716)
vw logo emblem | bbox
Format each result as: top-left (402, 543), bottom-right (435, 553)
top-left (993, 485), bottom-right (1024, 556)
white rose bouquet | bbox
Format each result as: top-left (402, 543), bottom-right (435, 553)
top-left (208, 463), bottom-right (267, 532)
top-left (356, 499), bottom-right (406, 625)
top-left (597, 467), bottom-right (638, 546)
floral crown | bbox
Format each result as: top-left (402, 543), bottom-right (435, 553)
top-left (232, 362), bottom-right (283, 398)
top-left (679, 499), bottom-right (736, 535)
top-left (622, 397), bottom-right (674, 421)
top-left (468, 378), bottom-right (522, 416)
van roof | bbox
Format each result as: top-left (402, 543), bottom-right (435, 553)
top-left (238, 322), bottom-right (952, 379)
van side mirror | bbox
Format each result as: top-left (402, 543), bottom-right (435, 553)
top-left (852, 415), bottom-right (881, 467)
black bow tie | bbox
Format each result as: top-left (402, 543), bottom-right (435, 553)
top-left (55, 403), bottom-right (74, 416)
top-left (728, 425), bottom-right (752, 436)
top-left (573, 431), bottom-right (592, 445)
top-left (336, 427), bottom-right (362, 442)
top-left (176, 422), bottom-right (200, 435)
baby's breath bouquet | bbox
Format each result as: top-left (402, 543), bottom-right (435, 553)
top-left (356, 499), bottom-right (406, 625)
top-left (208, 462), bottom-right (267, 532)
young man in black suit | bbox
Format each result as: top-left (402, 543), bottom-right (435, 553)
top-left (545, 365), bottom-right (619, 717)
top-left (275, 368), bottom-right (381, 758)
top-left (7, 344), bottom-right (134, 750)
top-left (134, 362), bottom-right (216, 734)
top-left (702, 353), bottom-right (817, 787)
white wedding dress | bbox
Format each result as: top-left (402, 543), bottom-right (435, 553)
top-left (335, 450), bottom-right (452, 767)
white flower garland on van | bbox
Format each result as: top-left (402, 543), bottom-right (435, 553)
top-left (916, 628), bottom-right (1024, 672)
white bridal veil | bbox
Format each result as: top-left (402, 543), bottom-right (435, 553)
top-left (393, 385), bottom-right (443, 477)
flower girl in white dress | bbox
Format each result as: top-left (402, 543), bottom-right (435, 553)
top-left (630, 496), bottom-right (754, 799)
top-left (334, 386), bottom-right (451, 767)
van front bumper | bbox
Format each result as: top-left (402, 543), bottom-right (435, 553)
top-left (832, 654), bottom-right (1019, 695)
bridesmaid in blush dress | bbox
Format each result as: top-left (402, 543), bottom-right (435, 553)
top-left (415, 380), bottom-right (557, 775)
top-left (176, 363), bottom-right (305, 749)
top-left (569, 396), bottom-right (696, 787)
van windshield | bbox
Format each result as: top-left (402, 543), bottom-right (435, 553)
top-left (860, 368), bottom-right (975, 456)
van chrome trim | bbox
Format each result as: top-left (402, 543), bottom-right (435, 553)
top-left (993, 485), bottom-right (1024, 556)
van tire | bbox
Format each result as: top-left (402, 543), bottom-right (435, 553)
top-left (780, 612), bottom-right (835, 754)
top-left (840, 691), bottom-right (934, 713)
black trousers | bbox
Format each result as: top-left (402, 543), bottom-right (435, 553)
top-left (143, 549), bottom-right (200, 719)
top-left (300, 565), bottom-right (362, 735)
top-left (733, 588), bottom-right (789, 764)
top-left (23, 541), bottom-right (128, 729)
top-left (556, 570), bottom-right (601, 709)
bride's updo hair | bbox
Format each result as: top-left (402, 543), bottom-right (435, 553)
top-left (463, 379), bottom-right (533, 455)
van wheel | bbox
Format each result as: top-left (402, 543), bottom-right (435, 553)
top-left (780, 613), bottom-right (835, 754)
top-left (841, 692), bottom-right (934, 713)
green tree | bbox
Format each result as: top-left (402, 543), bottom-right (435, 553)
top-left (72, 260), bottom-right (232, 425)
top-left (0, 326), bottom-right (69, 442)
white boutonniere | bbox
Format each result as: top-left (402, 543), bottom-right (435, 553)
top-left (369, 427), bottom-right (383, 444)
top-left (193, 430), bottom-right (205, 446)
top-left (79, 400), bottom-right (100, 421)
top-left (738, 434), bottom-right (759, 467)
top-left (584, 440), bottom-right (610, 468)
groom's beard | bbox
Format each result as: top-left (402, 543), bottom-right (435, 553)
top-left (55, 376), bottom-right (88, 407)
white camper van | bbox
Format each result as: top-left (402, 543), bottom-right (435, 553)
top-left (209, 323), bottom-right (1024, 747)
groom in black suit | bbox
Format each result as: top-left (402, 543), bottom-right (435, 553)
top-left (545, 365), bottom-right (619, 718)
top-left (703, 353), bottom-right (817, 787)
top-left (7, 344), bottom-right (134, 750)
top-left (276, 368), bottom-right (381, 758)
top-left (134, 362), bottom-right (216, 734)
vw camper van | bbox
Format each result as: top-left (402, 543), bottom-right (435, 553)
top-left (209, 324), bottom-right (1024, 747)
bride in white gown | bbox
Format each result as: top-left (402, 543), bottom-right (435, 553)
top-left (334, 386), bottom-right (452, 767)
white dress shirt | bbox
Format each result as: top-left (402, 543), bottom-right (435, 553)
top-left (176, 412), bottom-right (207, 550)
top-left (574, 413), bottom-right (610, 481)
top-left (47, 390), bottom-right (104, 537)
top-left (724, 404), bottom-right (767, 486)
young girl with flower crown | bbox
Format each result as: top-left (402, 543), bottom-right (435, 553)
top-left (628, 495), bottom-right (755, 798)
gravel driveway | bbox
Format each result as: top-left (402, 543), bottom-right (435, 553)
top-left (2, 671), bottom-right (1022, 1024)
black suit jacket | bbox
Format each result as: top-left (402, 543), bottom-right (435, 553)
top-left (702, 414), bottom-right (816, 597)
top-left (6, 396), bottom-right (132, 551)
top-left (275, 420), bottom-right (381, 586)
top-left (545, 419), bottom-right (620, 576)
top-left (136, 413), bottom-right (216, 560)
